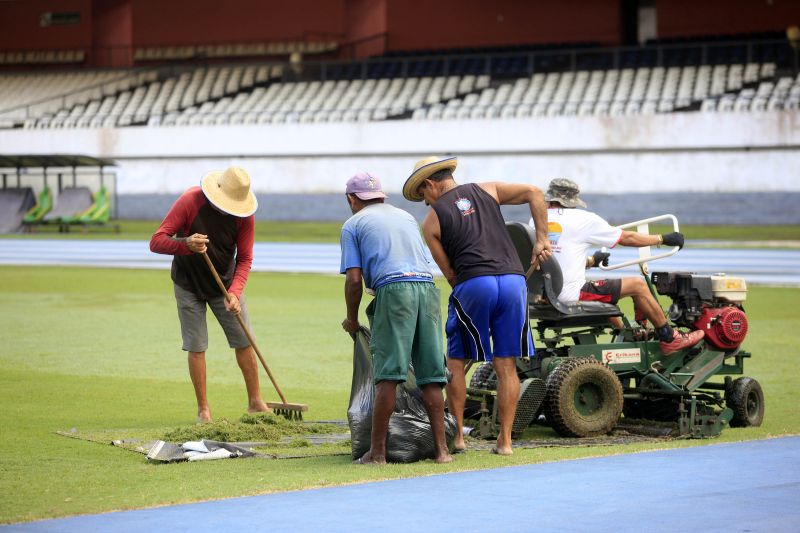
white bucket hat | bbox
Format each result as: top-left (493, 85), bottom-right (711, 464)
top-left (200, 166), bottom-right (258, 217)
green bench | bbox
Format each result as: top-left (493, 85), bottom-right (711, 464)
top-left (22, 186), bottom-right (53, 224)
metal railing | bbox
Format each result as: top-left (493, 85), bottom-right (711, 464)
top-left (292, 38), bottom-right (796, 83)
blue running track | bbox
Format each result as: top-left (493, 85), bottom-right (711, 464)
top-left (5, 436), bottom-right (799, 532)
top-left (0, 240), bottom-right (799, 285)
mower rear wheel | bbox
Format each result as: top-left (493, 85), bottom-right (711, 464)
top-left (726, 377), bottom-right (764, 427)
top-left (544, 358), bottom-right (623, 437)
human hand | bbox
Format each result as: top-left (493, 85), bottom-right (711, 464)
top-left (342, 318), bottom-right (360, 334)
top-left (530, 238), bottom-right (553, 271)
top-left (661, 232), bottom-right (685, 249)
top-left (186, 233), bottom-right (209, 253)
top-left (224, 293), bottom-right (241, 314)
top-left (590, 250), bottom-right (610, 268)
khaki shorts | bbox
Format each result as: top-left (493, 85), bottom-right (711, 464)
top-left (366, 281), bottom-right (446, 387)
top-left (173, 283), bottom-right (252, 352)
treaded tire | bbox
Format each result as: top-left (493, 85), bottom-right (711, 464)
top-left (469, 362), bottom-right (496, 390)
top-left (544, 358), bottom-right (623, 437)
top-left (726, 377), bottom-right (765, 428)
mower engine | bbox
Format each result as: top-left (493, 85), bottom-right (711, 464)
top-left (652, 272), bottom-right (748, 350)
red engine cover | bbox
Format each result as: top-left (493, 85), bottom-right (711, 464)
top-left (693, 306), bottom-right (748, 350)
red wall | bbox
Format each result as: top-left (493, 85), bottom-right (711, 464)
top-left (0, 0), bottom-right (92, 50)
top-left (4, 0), bottom-right (799, 60)
top-left (130, 0), bottom-right (346, 46)
top-left (92, 0), bottom-right (133, 67)
top-left (657, 0), bottom-right (800, 38)
top-left (344, 0), bottom-right (388, 58)
top-left (385, 0), bottom-right (622, 51)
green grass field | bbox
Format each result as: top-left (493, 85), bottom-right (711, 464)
top-left (1, 266), bottom-right (799, 524)
top-left (4, 220), bottom-right (800, 244)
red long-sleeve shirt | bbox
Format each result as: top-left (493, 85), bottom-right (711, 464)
top-left (150, 187), bottom-right (254, 299)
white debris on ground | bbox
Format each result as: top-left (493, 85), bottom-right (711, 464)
top-left (146, 439), bottom-right (252, 463)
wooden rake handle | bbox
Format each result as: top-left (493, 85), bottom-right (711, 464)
top-left (525, 245), bottom-right (548, 280)
top-left (201, 252), bottom-right (288, 405)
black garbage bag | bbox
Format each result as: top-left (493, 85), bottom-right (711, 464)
top-left (347, 327), bottom-right (457, 463)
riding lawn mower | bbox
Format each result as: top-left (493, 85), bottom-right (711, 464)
top-left (464, 215), bottom-right (764, 440)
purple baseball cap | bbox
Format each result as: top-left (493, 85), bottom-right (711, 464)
top-left (346, 172), bottom-right (387, 200)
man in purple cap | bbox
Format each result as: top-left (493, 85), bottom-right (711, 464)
top-left (340, 172), bottom-right (452, 464)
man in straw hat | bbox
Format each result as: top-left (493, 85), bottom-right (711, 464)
top-left (405, 156), bottom-right (551, 456)
top-left (537, 178), bottom-right (704, 354)
top-left (341, 172), bottom-right (452, 464)
top-left (150, 166), bottom-right (270, 423)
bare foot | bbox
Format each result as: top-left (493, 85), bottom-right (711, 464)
top-left (197, 408), bottom-right (212, 424)
top-left (491, 445), bottom-right (513, 456)
top-left (435, 453), bottom-right (454, 464)
top-left (354, 451), bottom-right (386, 465)
top-left (453, 435), bottom-right (466, 451)
top-left (248, 400), bottom-right (272, 414)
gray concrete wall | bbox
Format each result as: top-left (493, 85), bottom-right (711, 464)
top-left (119, 192), bottom-right (800, 225)
top-left (3, 110), bottom-right (799, 224)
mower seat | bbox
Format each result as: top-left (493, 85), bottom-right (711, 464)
top-left (506, 222), bottom-right (623, 327)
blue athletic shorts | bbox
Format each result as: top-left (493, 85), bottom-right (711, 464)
top-left (446, 274), bottom-right (534, 362)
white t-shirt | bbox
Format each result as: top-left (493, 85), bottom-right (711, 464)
top-left (530, 208), bottom-right (622, 304)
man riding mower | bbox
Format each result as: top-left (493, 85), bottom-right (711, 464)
top-left (464, 215), bottom-right (764, 440)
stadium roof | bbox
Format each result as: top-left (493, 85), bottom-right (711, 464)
top-left (0, 155), bottom-right (116, 169)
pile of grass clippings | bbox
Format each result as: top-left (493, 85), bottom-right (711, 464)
top-left (162, 412), bottom-right (343, 443)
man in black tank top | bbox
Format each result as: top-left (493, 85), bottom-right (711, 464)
top-left (404, 156), bottom-right (551, 455)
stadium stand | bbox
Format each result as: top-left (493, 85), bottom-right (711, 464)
top-left (0, 36), bottom-right (797, 128)
top-left (0, 49), bottom-right (86, 66)
top-left (0, 70), bottom-right (157, 128)
top-left (133, 40), bottom-right (337, 62)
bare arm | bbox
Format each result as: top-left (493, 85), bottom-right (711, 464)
top-left (228, 216), bottom-right (254, 298)
top-left (618, 230), bottom-right (661, 247)
top-left (422, 210), bottom-right (457, 287)
top-left (149, 192), bottom-right (197, 255)
top-left (342, 267), bottom-right (363, 333)
top-left (479, 181), bottom-right (552, 270)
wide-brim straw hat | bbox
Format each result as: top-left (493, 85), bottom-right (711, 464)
top-left (201, 166), bottom-right (258, 217)
top-left (403, 156), bottom-right (458, 202)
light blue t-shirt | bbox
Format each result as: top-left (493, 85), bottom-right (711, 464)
top-left (340, 203), bottom-right (434, 290)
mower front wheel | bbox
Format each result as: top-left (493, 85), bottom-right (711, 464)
top-left (726, 377), bottom-right (765, 428)
top-left (544, 357), bottom-right (623, 438)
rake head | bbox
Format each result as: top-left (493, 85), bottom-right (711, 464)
top-left (267, 402), bottom-right (308, 422)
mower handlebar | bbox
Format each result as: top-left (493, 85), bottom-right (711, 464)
top-left (599, 214), bottom-right (681, 272)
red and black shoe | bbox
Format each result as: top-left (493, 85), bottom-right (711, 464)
top-left (659, 329), bottom-right (705, 355)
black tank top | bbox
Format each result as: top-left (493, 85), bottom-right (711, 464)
top-left (433, 183), bottom-right (524, 285)
top-left (173, 202), bottom-right (238, 300)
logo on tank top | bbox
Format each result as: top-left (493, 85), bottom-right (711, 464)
top-left (454, 197), bottom-right (475, 216)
